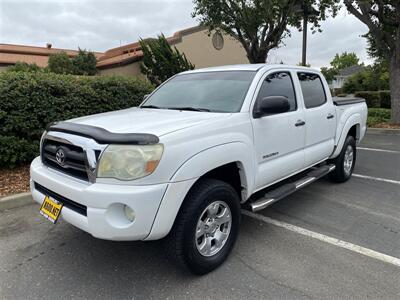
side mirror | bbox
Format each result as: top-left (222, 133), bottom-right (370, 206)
top-left (143, 94), bottom-right (150, 101)
top-left (253, 96), bottom-right (290, 118)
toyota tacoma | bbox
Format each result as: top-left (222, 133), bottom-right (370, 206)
top-left (30, 64), bottom-right (367, 274)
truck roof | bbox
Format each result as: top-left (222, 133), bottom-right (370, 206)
top-left (182, 64), bottom-right (318, 74)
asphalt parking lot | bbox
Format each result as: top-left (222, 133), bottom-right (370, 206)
top-left (1, 129), bottom-right (399, 299)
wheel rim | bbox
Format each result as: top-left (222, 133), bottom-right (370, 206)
top-left (195, 200), bottom-right (232, 257)
top-left (343, 145), bottom-right (354, 176)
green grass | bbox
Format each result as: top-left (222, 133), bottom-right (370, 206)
top-left (367, 108), bottom-right (391, 127)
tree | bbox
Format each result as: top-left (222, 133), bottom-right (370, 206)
top-left (320, 52), bottom-right (361, 83)
top-left (330, 52), bottom-right (360, 70)
top-left (320, 66), bottom-right (337, 82)
top-left (192, 0), bottom-right (340, 63)
top-left (139, 34), bottom-right (195, 86)
top-left (72, 48), bottom-right (98, 75)
top-left (7, 62), bottom-right (42, 73)
top-left (343, 61), bottom-right (390, 93)
top-left (343, 0), bottom-right (400, 123)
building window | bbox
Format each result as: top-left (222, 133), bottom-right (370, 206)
top-left (212, 32), bottom-right (224, 50)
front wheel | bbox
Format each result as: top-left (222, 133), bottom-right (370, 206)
top-left (329, 135), bottom-right (356, 182)
top-left (166, 179), bottom-right (241, 275)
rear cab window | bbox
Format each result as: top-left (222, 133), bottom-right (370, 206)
top-left (297, 72), bottom-right (326, 109)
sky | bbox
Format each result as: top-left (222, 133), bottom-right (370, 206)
top-left (0, 0), bottom-right (373, 69)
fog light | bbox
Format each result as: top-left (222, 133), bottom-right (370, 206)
top-left (124, 205), bottom-right (135, 222)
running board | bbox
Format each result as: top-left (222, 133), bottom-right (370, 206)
top-left (249, 164), bottom-right (336, 212)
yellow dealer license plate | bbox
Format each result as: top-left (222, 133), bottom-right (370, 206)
top-left (40, 196), bottom-right (63, 223)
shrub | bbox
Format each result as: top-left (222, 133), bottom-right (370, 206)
top-left (7, 62), bottom-right (42, 73)
top-left (0, 72), bottom-right (154, 167)
top-left (354, 90), bottom-right (391, 109)
top-left (354, 91), bottom-right (380, 108)
top-left (72, 48), bottom-right (98, 75)
top-left (367, 108), bottom-right (391, 127)
top-left (343, 63), bottom-right (389, 94)
top-left (48, 51), bottom-right (74, 74)
top-left (47, 49), bottom-right (98, 75)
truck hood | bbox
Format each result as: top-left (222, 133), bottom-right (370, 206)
top-left (68, 107), bottom-right (228, 137)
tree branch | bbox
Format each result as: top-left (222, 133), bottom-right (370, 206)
top-left (343, 0), bottom-right (393, 58)
top-left (370, 0), bottom-right (399, 26)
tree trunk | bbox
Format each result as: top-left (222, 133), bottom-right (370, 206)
top-left (389, 54), bottom-right (400, 124)
top-left (246, 49), bottom-right (268, 64)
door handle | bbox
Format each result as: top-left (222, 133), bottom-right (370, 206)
top-left (327, 113), bottom-right (335, 119)
top-left (295, 120), bottom-right (306, 127)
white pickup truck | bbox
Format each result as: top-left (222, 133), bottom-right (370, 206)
top-left (30, 64), bottom-right (367, 274)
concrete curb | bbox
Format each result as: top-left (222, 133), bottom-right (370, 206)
top-left (0, 192), bottom-right (34, 211)
top-left (368, 127), bottom-right (400, 135)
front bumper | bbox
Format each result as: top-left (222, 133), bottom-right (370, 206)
top-left (30, 157), bottom-right (168, 241)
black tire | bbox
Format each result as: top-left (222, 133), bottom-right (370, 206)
top-left (166, 178), bottom-right (241, 275)
top-left (329, 135), bottom-right (356, 183)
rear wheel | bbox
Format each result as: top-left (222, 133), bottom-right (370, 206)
top-left (329, 135), bottom-right (356, 182)
top-left (166, 178), bottom-right (241, 275)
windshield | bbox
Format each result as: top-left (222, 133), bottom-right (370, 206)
top-left (141, 71), bottom-right (256, 113)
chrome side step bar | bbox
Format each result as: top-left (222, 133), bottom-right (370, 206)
top-left (249, 164), bottom-right (336, 212)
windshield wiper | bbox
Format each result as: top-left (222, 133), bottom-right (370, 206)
top-left (141, 105), bottom-right (214, 112)
top-left (140, 105), bottom-right (163, 109)
top-left (168, 106), bottom-right (211, 112)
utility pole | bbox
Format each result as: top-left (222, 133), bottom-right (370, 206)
top-left (302, 14), bottom-right (308, 66)
top-left (295, 2), bottom-right (319, 66)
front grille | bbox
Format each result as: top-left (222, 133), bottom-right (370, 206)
top-left (34, 182), bottom-right (87, 216)
top-left (41, 138), bottom-right (89, 181)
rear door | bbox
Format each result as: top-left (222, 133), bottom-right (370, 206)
top-left (297, 72), bottom-right (336, 167)
top-left (251, 70), bottom-right (306, 190)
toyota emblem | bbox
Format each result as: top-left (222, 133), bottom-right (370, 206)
top-left (55, 148), bottom-right (66, 166)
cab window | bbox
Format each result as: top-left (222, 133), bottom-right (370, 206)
top-left (256, 72), bottom-right (297, 112)
top-left (297, 72), bottom-right (327, 109)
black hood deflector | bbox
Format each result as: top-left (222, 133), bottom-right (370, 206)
top-left (47, 122), bottom-right (159, 145)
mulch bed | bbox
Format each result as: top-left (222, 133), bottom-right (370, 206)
top-left (0, 164), bottom-right (30, 198)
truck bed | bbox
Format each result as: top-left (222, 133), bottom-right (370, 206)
top-left (332, 97), bottom-right (365, 106)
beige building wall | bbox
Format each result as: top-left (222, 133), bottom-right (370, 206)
top-left (174, 29), bottom-right (248, 68)
top-left (98, 28), bottom-right (249, 76)
top-left (0, 52), bottom-right (49, 67)
top-left (99, 62), bottom-right (143, 77)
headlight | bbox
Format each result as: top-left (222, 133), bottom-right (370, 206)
top-left (97, 144), bottom-right (164, 180)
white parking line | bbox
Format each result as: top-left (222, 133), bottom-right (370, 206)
top-left (358, 147), bottom-right (400, 154)
top-left (353, 174), bottom-right (400, 186)
top-left (242, 210), bottom-right (400, 268)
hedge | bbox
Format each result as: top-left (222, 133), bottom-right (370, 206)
top-left (0, 72), bottom-right (154, 167)
top-left (354, 90), bottom-right (391, 109)
top-left (367, 108), bottom-right (391, 127)
top-left (379, 90), bottom-right (391, 109)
